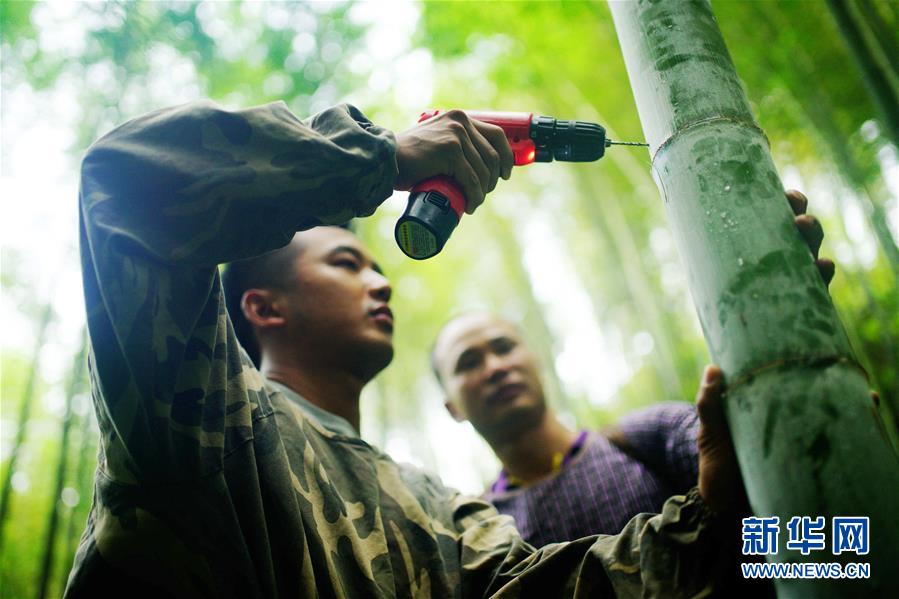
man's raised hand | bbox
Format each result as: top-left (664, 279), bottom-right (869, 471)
top-left (394, 110), bottom-right (514, 214)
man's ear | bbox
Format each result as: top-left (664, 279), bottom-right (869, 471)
top-left (241, 289), bottom-right (286, 330)
top-left (444, 399), bottom-right (466, 423)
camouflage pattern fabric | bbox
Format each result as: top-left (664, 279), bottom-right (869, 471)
top-left (67, 100), bottom-right (729, 598)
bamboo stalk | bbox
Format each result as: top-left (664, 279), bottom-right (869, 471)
top-left (58, 402), bottom-right (95, 593)
top-left (543, 84), bottom-right (695, 398)
top-left (826, 0), bottom-right (899, 149)
top-left (36, 332), bottom-right (88, 599)
top-left (855, 0), bottom-right (898, 74)
top-left (610, 2), bottom-right (899, 595)
top-left (571, 167), bottom-right (686, 396)
top-left (565, 174), bottom-right (673, 405)
top-left (752, 6), bottom-right (899, 275)
top-left (488, 205), bottom-right (576, 418)
top-left (0, 303), bottom-right (54, 552)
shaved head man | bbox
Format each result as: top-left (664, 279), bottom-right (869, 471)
top-left (435, 313), bottom-right (550, 444)
top-left (433, 311), bottom-right (703, 545)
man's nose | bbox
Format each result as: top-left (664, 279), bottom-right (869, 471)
top-left (367, 271), bottom-right (391, 303)
top-left (484, 352), bottom-right (509, 382)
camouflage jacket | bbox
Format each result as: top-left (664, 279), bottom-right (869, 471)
top-left (67, 100), bottom-right (728, 598)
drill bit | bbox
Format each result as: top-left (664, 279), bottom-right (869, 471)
top-left (605, 139), bottom-right (650, 147)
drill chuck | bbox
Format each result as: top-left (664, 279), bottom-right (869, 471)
top-left (530, 116), bottom-right (608, 162)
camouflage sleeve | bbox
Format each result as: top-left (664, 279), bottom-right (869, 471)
top-left (78, 101), bottom-right (396, 484)
top-left (80, 100), bottom-right (397, 266)
top-left (611, 402), bottom-right (700, 492)
top-left (453, 488), bottom-right (727, 598)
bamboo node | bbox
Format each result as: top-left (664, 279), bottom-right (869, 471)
top-left (726, 354), bottom-right (870, 393)
top-left (651, 115), bottom-right (769, 163)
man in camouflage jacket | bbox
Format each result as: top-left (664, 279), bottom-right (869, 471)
top-left (66, 100), bottom-right (742, 598)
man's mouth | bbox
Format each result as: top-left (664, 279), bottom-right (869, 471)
top-left (487, 383), bottom-right (526, 405)
top-left (369, 306), bottom-right (394, 331)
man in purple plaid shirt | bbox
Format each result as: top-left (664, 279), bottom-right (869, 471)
top-left (431, 311), bottom-right (701, 547)
top-left (431, 190), bottom-right (831, 547)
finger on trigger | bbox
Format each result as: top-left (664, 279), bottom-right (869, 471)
top-left (786, 189), bottom-right (808, 216)
top-left (463, 121), bottom-right (501, 192)
top-left (474, 120), bottom-right (513, 179)
top-left (456, 132), bottom-right (491, 198)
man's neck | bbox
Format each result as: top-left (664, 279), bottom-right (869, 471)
top-left (489, 414), bottom-right (578, 485)
top-left (262, 357), bottom-right (364, 432)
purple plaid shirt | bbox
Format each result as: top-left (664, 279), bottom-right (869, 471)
top-left (482, 402), bottom-right (700, 547)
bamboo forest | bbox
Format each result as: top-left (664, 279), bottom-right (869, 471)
top-left (2, 1), bottom-right (897, 597)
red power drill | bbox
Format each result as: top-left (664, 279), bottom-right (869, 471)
top-left (395, 110), bottom-right (646, 259)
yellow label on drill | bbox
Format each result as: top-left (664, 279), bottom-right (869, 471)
top-left (397, 221), bottom-right (437, 259)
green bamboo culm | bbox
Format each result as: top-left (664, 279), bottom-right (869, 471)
top-left (825, 0), bottom-right (899, 150)
top-left (0, 303), bottom-right (55, 552)
top-left (37, 331), bottom-right (88, 599)
top-left (608, 1), bottom-right (899, 597)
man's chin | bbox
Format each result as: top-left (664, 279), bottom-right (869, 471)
top-left (476, 403), bottom-right (545, 443)
top-left (350, 337), bottom-right (394, 381)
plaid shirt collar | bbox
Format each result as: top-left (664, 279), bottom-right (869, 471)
top-left (491, 430), bottom-right (589, 494)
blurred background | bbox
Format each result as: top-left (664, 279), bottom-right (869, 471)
top-left (2, 1), bottom-right (897, 596)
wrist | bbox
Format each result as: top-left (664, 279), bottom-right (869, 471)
top-left (688, 486), bottom-right (717, 524)
top-left (393, 132), bottom-right (415, 191)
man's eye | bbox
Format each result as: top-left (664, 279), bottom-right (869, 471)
top-left (494, 339), bottom-right (516, 354)
top-left (335, 259), bottom-right (360, 271)
top-left (456, 356), bottom-right (479, 372)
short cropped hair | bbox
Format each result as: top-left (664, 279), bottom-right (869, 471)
top-left (222, 243), bottom-right (303, 368)
top-left (222, 223), bottom-right (355, 367)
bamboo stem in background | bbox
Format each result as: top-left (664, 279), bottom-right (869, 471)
top-left (571, 167), bottom-right (686, 397)
top-left (826, 0), bottom-right (899, 150)
top-left (0, 303), bottom-right (54, 552)
top-left (36, 331), bottom-right (88, 599)
top-left (754, 6), bottom-right (899, 275)
top-left (57, 402), bottom-right (96, 593)
top-left (855, 0), bottom-right (899, 74)
top-left (488, 207), bottom-right (576, 418)
top-left (549, 84), bottom-right (706, 395)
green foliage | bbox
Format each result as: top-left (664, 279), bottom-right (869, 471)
top-left (0, 0), bottom-right (37, 42)
top-left (0, 349), bottom-right (72, 598)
